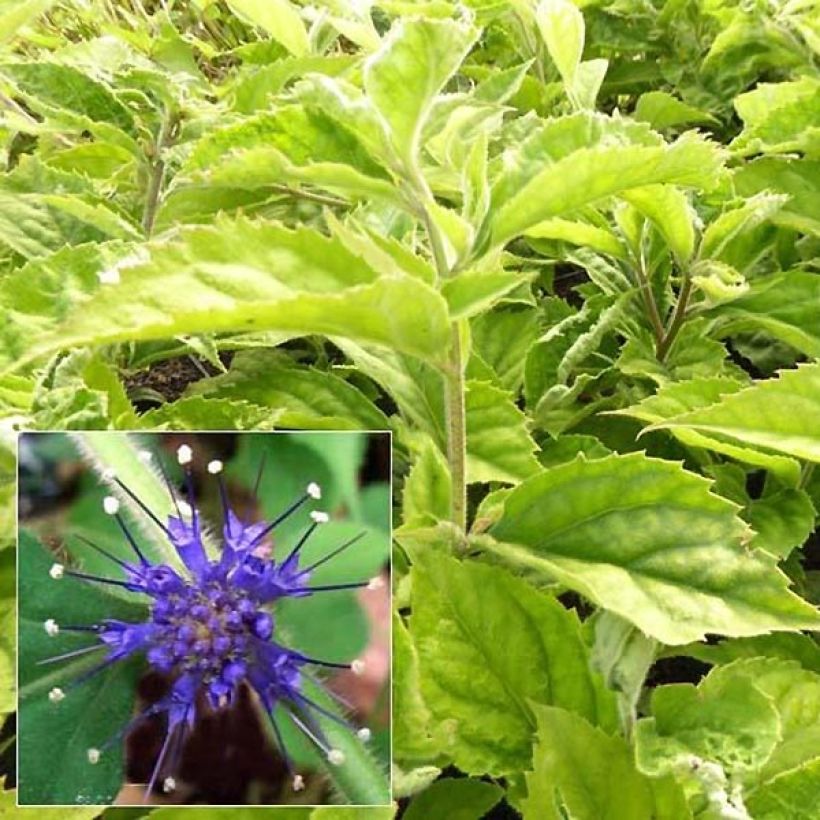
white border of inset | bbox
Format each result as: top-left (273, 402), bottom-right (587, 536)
top-left (15, 429), bottom-right (393, 809)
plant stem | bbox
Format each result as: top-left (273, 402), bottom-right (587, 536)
top-left (635, 259), bottom-right (664, 347)
top-left (420, 203), bottom-right (468, 533)
top-left (445, 324), bottom-right (468, 532)
top-left (142, 109), bottom-right (177, 237)
top-left (269, 184), bottom-right (348, 208)
top-left (656, 274), bottom-right (692, 362)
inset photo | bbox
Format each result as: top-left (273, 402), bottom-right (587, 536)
top-left (17, 431), bottom-right (391, 807)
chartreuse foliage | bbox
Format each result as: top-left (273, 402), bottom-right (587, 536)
top-left (0, 0), bottom-right (818, 816)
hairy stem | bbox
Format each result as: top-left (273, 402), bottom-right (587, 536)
top-left (445, 325), bottom-right (468, 532)
top-left (657, 274), bottom-right (692, 362)
top-left (142, 109), bottom-right (177, 237)
top-left (421, 204), bottom-right (468, 533)
top-left (635, 258), bottom-right (664, 347)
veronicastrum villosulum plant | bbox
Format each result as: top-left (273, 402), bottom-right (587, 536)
top-left (0, 0), bottom-right (818, 817)
top-left (18, 432), bottom-right (390, 806)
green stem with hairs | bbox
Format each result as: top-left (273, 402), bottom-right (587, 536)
top-left (634, 256), bottom-right (664, 348)
top-left (142, 108), bottom-right (178, 237)
top-left (421, 205), bottom-right (468, 534)
top-left (657, 274), bottom-right (693, 363)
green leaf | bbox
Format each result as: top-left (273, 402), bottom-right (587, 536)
top-left (526, 217), bottom-right (626, 258)
top-left (709, 271), bottom-right (820, 359)
top-left (569, 58), bottom-right (608, 111)
top-left (186, 350), bottom-right (389, 430)
top-left (392, 763), bottom-right (441, 800)
top-left (746, 489), bottom-right (816, 559)
top-left (466, 379), bottom-right (540, 484)
top-left (747, 758), bottom-right (820, 820)
top-left (441, 269), bottom-right (531, 320)
top-left (150, 810), bottom-right (311, 820)
top-left (0, 549), bottom-right (13, 717)
top-left (402, 434), bottom-right (452, 527)
top-left (591, 611), bottom-right (657, 735)
top-left (393, 611), bottom-right (439, 762)
top-left (708, 658), bottom-right (820, 780)
top-left (620, 185), bottom-right (695, 264)
top-left (0, 0), bottom-right (56, 44)
top-left (0, 190), bottom-right (109, 260)
top-left (523, 705), bottom-right (690, 820)
top-left (613, 377), bottom-right (802, 486)
top-left (634, 91), bottom-right (717, 129)
top-left (180, 106), bottom-right (390, 189)
top-left (491, 133), bottom-right (723, 246)
top-left (734, 157), bottom-right (820, 236)
top-left (29, 350), bottom-right (138, 431)
top-left (0, 62), bottom-right (136, 134)
top-left (675, 633), bottom-right (820, 675)
top-left (651, 363), bottom-right (820, 464)
top-left (538, 434), bottom-right (612, 468)
top-left (471, 305), bottom-right (542, 395)
top-left (226, 0), bottom-right (309, 57)
top-left (363, 17), bottom-right (478, 168)
top-left (327, 213), bottom-right (435, 285)
top-left (17, 530), bottom-right (147, 804)
top-left (337, 342), bottom-right (446, 449)
top-left (0, 787), bottom-right (102, 819)
top-left (230, 56), bottom-right (356, 114)
top-left (699, 193), bottom-right (786, 261)
top-left (634, 670), bottom-right (781, 779)
top-left (489, 453), bottom-right (820, 644)
top-left (21, 217), bottom-right (452, 368)
top-left (732, 77), bottom-right (820, 158)
top-left (536, 0), bottom-right (585, 84)
top-left (138, 396), bottom-right (279, 430)
top-left (404, 778), bottom-right (503, 820)
top-left (411, 553), bottom-right (617, 776)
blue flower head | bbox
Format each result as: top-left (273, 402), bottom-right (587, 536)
top-left (42, 444), bottom-right (377, 799)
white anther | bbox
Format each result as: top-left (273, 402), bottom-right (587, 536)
top-left (162, 776), bottom-right (176, 793)
top-left (103, 496), bottom-right (120, 515)
top-left (357, 727), bottom-right (372, 742)
top-left (176, 444), bottom-right (193, 465)
top-left (101, 467), bottom-right (116, 480)
top-left (327, 749), bottom-right (345, 766)
top-left (351, 659), bottom-right (365, 676)
top-left (310, 511), bottom-right (329, 524)
top-left (48, 687), bottom-right (65, 703)
top-left (207, 459), bottom-right (223, 475)
top-left (49, 563), bottom-right (64, 580)
top-left (97, 267), bottom-right (120, 285)
top-left (292, 774), bottom-right (305, 792)
top-left (137, 450), bottom-right (153, 464)
top-left (306, 482), bottom-right (321, 500)
top-left (177, 500), bottom-right (192, 517)
top-left (367, 576), bottom-right (384, 591)
top-left (44, 619), bottom-right (59, 637)
top-left (87, 748), bottom-right (100, 764)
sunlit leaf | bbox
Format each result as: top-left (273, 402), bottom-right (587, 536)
top-left (411, 553), bottom-right (617, 775)
top-left (489, 453), bottom-right (819, 644)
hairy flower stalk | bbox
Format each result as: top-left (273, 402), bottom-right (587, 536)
top-left (40, 446), bottom-right (375, 800)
